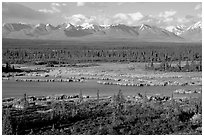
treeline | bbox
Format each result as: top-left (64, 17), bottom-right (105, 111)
top-left (2, 63), bottom-right (22, 73)
top-left (2, 45), bottom-right (202, 65)
top-left (2, 91), bottom-right (202, 135)
top-left (145, 58), bottom-right (202, 72)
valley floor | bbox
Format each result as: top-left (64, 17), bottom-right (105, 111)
top-left (2, 62), bottom-right (202, 135)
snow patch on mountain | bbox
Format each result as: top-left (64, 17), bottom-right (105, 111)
top-left (187, 21), bottom-right (202, 31)
top-left (165, 25), bottom-right (186, 35)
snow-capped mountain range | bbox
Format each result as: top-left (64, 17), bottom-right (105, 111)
top-left (165, 25), bottom-right (187, 35)
top-left (2, 21), bottom-right (202, 42)
top-left (165, 21), bottom-right (202, 42)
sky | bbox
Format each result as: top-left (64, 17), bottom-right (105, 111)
top-left (2, 2), bottom-right (202, 28)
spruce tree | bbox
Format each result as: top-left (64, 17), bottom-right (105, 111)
top-left (2, 109), bottom-right (13, 135)
top-left (97, 90), bottom-right (100, 103)
top-left (79, 90), bottom-right (83, 103)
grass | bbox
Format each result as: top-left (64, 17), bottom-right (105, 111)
top-left (2, 92), bottom-right (202, 135)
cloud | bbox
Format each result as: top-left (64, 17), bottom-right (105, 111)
top-left (177, 17), bottom-right (188, 23)
top-left (113, 13), bottom-right (129, 25)
top-left (72, 14), bottom-right (86, 20)
top-left (38, 9), bottom-right (55, 14)
top-left (39, 3), bottom-right (61, 13)
top-left (159, 10), bottom-right (177, 18)
top-left (137, 14), bottom-right (186, 28)
top-left (195, 4), bottom-right (202, 10)
top-left (112, 10), bottom-right (199, 28)
top-left (114, 13), bottom-right (128, 20)
top-left (85, 3), bottom-right (108, 8)
top-left (117, 2), bottom-right (124, 6)
top-left (185, 15), bottom-right (195, 19)
top-left (163, 17), bottom-right (173, 22)
top-left (51, 3), bottom-right (60, 7)
top-left (128, 12), bottom-right (144, 21)
top-left (51, 6), bottom-right (61, 13)
top-left (65, 14), bottom-right (88, 25)
top-left (64, 14), bottom-right (112, 25)
top-left (197, 13), bottom-right (202, 18)
top-left (138, 15), bottom-right (163, 26)
top-left (176, 15), bottom-right (201, 27)
top-left (65, 12), bottom-right (154, 27)
top-left (152, 10), bottom-right (178, 26)
top-left (2, 2), bottom-right (51, 21)
top-left (77, 2), bottom-right (85, 7)
top-left (63, 9), bottom-right (200, 28)
top-left (51, 3), bottom-right (67, 7)
top-left (113, 12), bottom-right (144, 25)
top-left (97, 15), bottom-right (111, 25)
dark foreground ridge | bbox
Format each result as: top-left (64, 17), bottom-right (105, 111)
top-left (2, 91), bottom-right (202, 135)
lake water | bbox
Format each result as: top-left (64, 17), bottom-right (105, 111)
top-left (2, 80), bottom-right (201, 99)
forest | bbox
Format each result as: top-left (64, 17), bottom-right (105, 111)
top-left (2, 91), bottom-right (202, 135)
top-left (2, 39), bottom-right (202, 72)
top-left (2, 39), bottom-right (202, 135)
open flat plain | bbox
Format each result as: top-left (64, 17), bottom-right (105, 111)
top-left (3, 62), bottom-right (201, 98)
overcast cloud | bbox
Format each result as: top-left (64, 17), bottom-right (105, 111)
top-left (2, 2), bottom-right (202, 28)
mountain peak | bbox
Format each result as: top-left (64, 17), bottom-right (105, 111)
top-left (46, 23), bottom-right (53, 27)
top-left (165, 25), bottom-right (187, 35)
top-left (175, 25), bottom-right (186, 30)
top-left (139, 24), bottom-right (152, 31)
top-left (180, 21), bottom-right (202, 42)
top-left (80, 23), bottom-right (95, 29)
top-left (67, 23), bottom-right (76, 28)
top-left (3, 22), bottom-right (32, 33)
top-left (187, 21), bottom-right (202, 31)
top-left (111, 24), bottom-right (127, 27)
top-left (100, 24), bottom-right (110, 28)
top-left (35, 23), bottom-right (46, 28)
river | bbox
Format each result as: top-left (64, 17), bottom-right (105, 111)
top-left (2, 79), bottom-right (201, 98)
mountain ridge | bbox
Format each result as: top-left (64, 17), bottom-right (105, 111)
top-left (2, 22), bottom-right (202, 42)
top-left (165, 21), bottom-right (202, 42)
